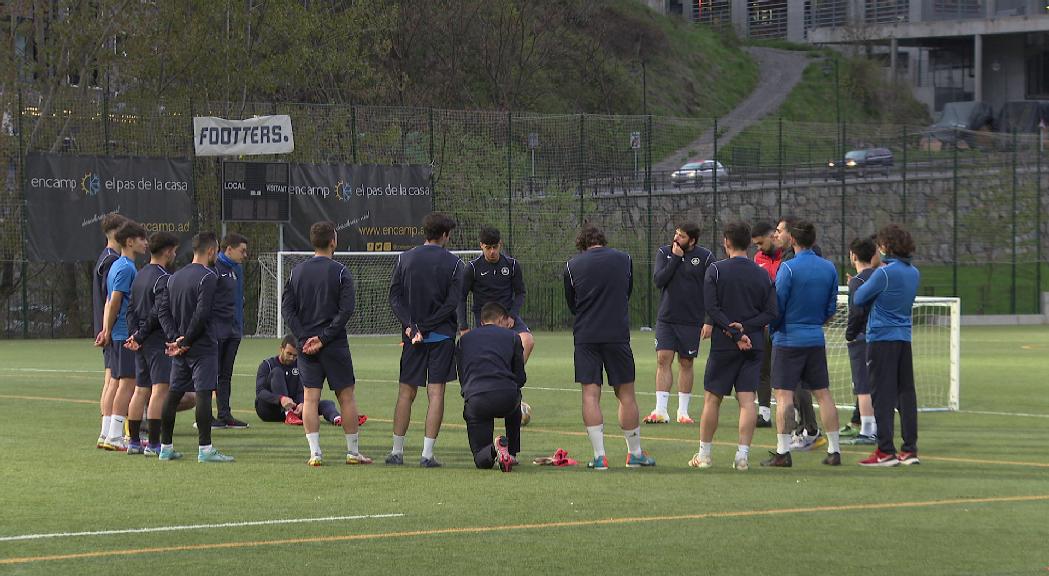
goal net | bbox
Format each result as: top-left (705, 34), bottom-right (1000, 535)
top-left (255, 250), bottom-right (482, 338)
top-left (824, 291), bottom-right (960, 411)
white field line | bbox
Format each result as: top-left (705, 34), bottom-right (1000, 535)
top-left (0, 514), bottom-right (404, 543)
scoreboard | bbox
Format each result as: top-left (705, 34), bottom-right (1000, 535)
top-left (221, 161), bottom-right (290, 222)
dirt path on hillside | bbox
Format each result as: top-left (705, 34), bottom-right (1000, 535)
top-left (655, 47), bottom-right (812, 171)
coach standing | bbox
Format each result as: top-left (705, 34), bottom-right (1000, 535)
top-left (565, 223), bottom-right (655, 470)
top-left (212, 233), bottom-right (249, 429)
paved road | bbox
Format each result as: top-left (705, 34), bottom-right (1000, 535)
top-left (655, 47), bottom-right (812, 172)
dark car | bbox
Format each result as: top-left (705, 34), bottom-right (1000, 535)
top-left (826, 148), bottom-right (893, 179)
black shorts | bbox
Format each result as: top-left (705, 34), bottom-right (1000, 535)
top-left (771, 346), bottom-right (830, 391)
top-left (108, 341), bottom-right (137, 380)
top-left (136, 345), bottom-right (172, 388)
top-left (299, 341), bottom-right (356, 391)
top-left (102, 345), bottom-right (111, 370)
top-left (847, 339), bottom-right (871, 395)
top-left (574, 342), bottom-right (636, 387)
top-left (654, 321), bottom-right (701, 358)
top-left (399, 337), bottom-right (457, 387)
top-left (473, 312), bottom-right (531, 335)
top-left (170, 352), bottom-right (218, 394)
top-left (704, 349), bottom-right (762, 396)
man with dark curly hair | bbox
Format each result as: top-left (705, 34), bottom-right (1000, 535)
top-left (854, 224), bottom-right (921, 467)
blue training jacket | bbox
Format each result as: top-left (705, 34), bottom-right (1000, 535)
top-left (770, 250), bottom-right (838, 348)
top-left (852, 256), bottom-right (920, 342)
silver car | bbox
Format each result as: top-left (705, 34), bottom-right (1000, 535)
top-left (671, 160), bottom-right (728, 188)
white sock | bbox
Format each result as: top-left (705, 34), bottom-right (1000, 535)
top-left (100, 415), bottom-right (111, 437)
top-left (736, 444), bottom-right (750, 459)
top-left (422, 437), bottom-right (437, 460)
top-left (654, 391), bottom-right (669, 415)
top-left (758, 406), bottom-right (771, 420)
top-left (624, 427), bottom-right (642, 458)
top-left (677, 393), bottom-right (692, 416)
top-left (108, 415), bottom-right (126, 440)
top-left (586, 425), bottom-right (606, 458)
top-left (161, 443), bottom-right (173, 451)
top-left (699, 441), bottom-right (712, 458)
top-left (391, 434), bottom-right (405, 455)
top-left (827, 431), bottom-right (841, 454)
top-left (306, 432), bottom-right (321, 456)
top-left (198, 444), bottom-right (212, 454)
top-left (346, 433), bottom-right (359, 455)
top-left (776, 433), bottom-right (791, 455)
top-left (860, 415), bottom-right (876, 437)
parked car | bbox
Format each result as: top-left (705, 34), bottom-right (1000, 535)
top-left (826, 148), bottom-right (893, 179)
top-left (670, 160), bottom-right (727, 188)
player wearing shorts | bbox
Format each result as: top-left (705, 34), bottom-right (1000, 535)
top-left (564, 223), bottom-right (655, 470)
top-left (458, 226), bottom-right (534, 361)
top-left (762, 220), bottom-right (842, 467)
top-left (158, 232), bottom-right (234, 463)
top-left (387, 213), bottom-right (464, 468)
top-left (97, 221), bottom-right (148, 451)
top-left (855, 224), bottom-right (921, 467)
top-left (644, 221), bottom-right (713, 425)
top-left (93, 213), bottom-right (126, 448)
top-left (282, 221), bottom-right (369, 466)
top-left (124, 231), bottom-right (180, 455)
top-left (844, 236), bottom-right (880, 446)
top-left (691, 222), bottom-right (777, 471)
top-left (457, 303), bottom-right (527, 472)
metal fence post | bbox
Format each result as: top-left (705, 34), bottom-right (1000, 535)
top-left (103, 72), bottom-right (111, 155)
top-left (428, 107), bottom-right (436, 206)
top-left (839, 120), bottom-right (847, 283)
top-left (506, 111), bottom-right (513, 252)
top-left (777, 116), bottom-right (783, 210)
top-left (350, 105), bottom-right (358, 164)
top-left (645, 114), bottom-right (653, 329)
top-left (1011, 129), bottom-right (1018, 314)
top-left (901, 123), bottom-right (908, 223)
top-left (952, 128), bottom-right (959, 298)
top-left (712, 117), bottom-right (719, 249)
top-left (18, 85), bottom-right (28, 338)
top-left (578, 114), bottom-right (585, 226)
top-left (1038, 139), bottom-right (1043, 313)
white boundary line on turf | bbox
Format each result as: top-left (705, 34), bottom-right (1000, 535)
top-left (959, 409), bottom-right (1049, 419)
top-left (0, 514), bottom-right (405, 543)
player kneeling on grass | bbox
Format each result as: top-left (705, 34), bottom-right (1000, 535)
top-left (564, 223), bottom-right (655, 470)
top-left (854, 224), bottom-right (921, 467)
top-left (255, 334), bottom-right (364, 428)
top-left (159, 232), bottom-right (234, 463)
top-left (282, 222), bottom-right (370, 466)
top-left (457, 302), bottom-right (527, 472)
top-left (691, 222), bottom-right (778, 471)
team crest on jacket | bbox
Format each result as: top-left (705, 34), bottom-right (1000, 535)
top-left (691, 257), bottom-right (700, 266)
top-left (501, 266), bottom-right (510, 276)
top-left (291, 368), bottom-right (299, 376)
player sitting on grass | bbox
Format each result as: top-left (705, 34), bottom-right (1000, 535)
top-left (644, 221), bottom-right (713, 425)
top-left (855, 224), bottom-right (921, 467)
top-left (844, 236), bottom-right (880, 446)
top-left (282, 221), bottom-right (370, 466)
top-left (457, 302), bottom-right (527, 472)
top-left (93, 212), bottom-right (126, 449)
top-left (564, 223), bottom-right (655, 470)
top-left (387, 212), bottom-right (465, 468)
top-left (158, 232), bottom-right (234, 463)
top-left (97, 221), bottom-right (148, 451)
top-left (691, 222), bottom-right (778, 471)
top-left (255, 334), bottom-right (365, 428)
top-left (763, 220), bottom-right (842, 468)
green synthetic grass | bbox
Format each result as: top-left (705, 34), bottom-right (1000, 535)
top-left (1, 327), bottom-right (1047, 575)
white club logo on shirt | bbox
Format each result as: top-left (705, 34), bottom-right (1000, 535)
top-left (501, 267), bottom-right (510, 276)
top-left (480, 271), bottom-right (490, 276)
top-left (691, 257), bottom-right (700, 266)
top-left (291, 368), bottom-right (299, 376)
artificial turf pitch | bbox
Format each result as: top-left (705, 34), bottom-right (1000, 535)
top-left (0, 326), bottom-right (1047, 575)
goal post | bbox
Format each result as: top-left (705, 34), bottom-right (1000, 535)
top-left (827, 290), bottom-right (960, 412)
top-left (256, 250), bottom-right (482, 339)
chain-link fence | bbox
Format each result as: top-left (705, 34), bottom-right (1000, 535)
top-left (2, 87), bottom-right (1046, 338)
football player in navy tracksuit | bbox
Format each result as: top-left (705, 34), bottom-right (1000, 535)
top-left (457, 302), bottom-right (527, 472)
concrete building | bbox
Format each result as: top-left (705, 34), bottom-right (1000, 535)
top-left (648, 1), bottom-right (1049, 115)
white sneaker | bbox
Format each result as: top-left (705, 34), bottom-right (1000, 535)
top-left (102, 436), bottom-right (127, 451)
top-left (688, 452), bottom-right (713, 468)
top-left (733, 455), bottom-right (750, 471)
top-left (790, 430), bottom-right (819, 452)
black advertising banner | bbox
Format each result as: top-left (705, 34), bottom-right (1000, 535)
top-left (25, 153), bottom-right (193, 262)
top-left (287, 164), bottom-right (433, 251)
